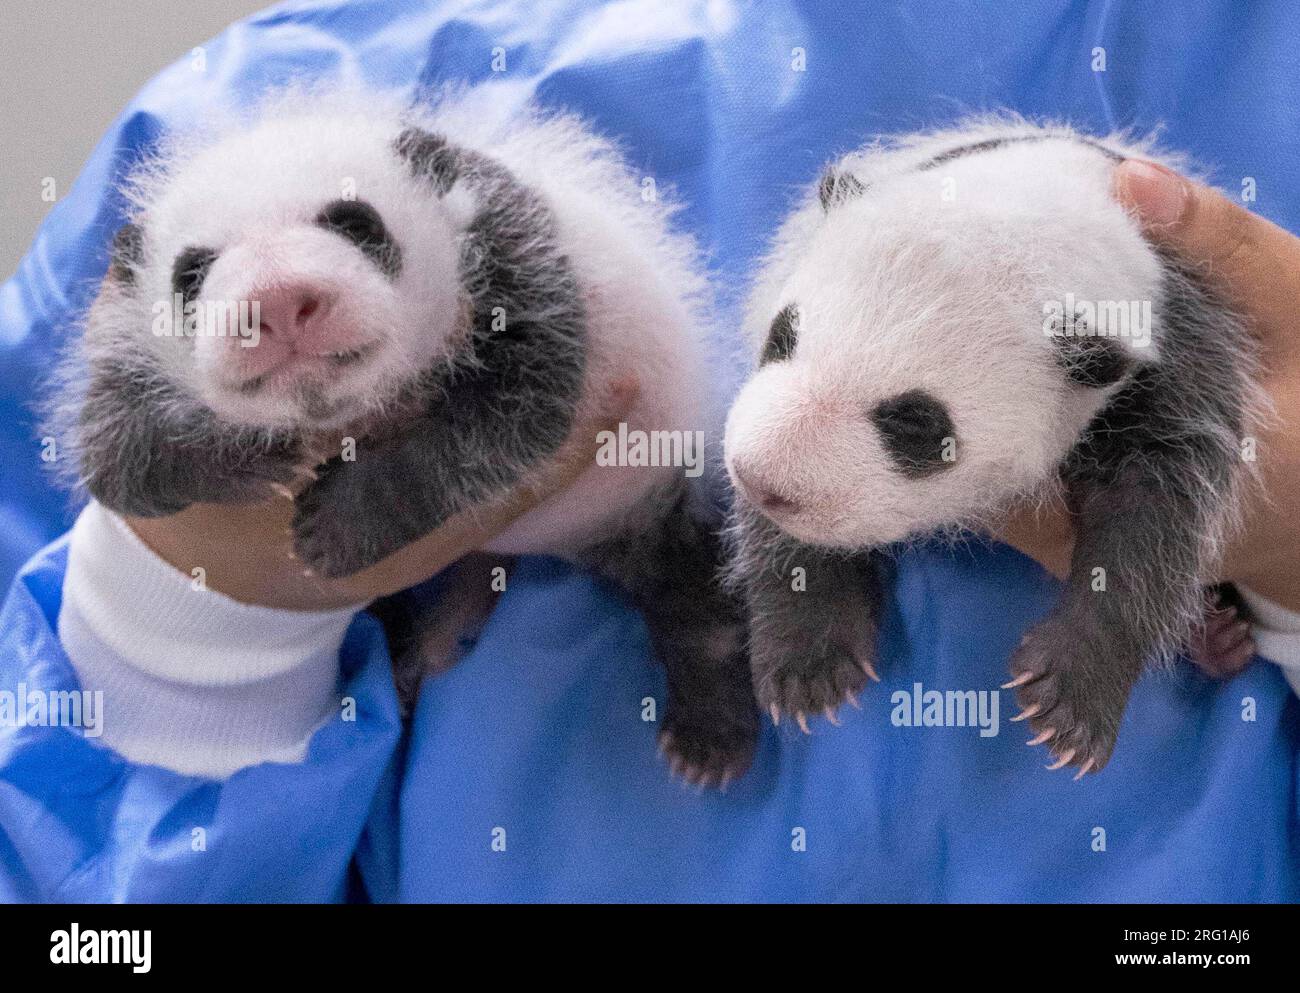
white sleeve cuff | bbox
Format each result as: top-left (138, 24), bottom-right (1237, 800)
top-left (1238, 585), bottom-right (1300, 698)
top-left (57, 501), bottom-right (362, 778)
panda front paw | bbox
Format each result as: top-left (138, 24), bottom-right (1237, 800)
top-left (86, 433), bottom-right (305, 518)
top-left (750, 613), bottom-right (879, 733)
top-left (292, 458), bottom-right (405, 577)
top-left (1006, 619), bottom-right (1134, 776)
top-left (1186, 591), bottom-right (1255, 679)
top-left (659, 686), bottom-right (759, 790)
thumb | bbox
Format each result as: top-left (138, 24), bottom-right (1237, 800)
top-left (1114, 159), bottom-right (1300, 366)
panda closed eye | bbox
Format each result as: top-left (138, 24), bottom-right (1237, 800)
top-left (315, 198), bottom-right (402, 278)
top-left (171, 246), bottom-right (218, 304)
top-left (761, 302), bottom-right (799, 365)
top-left (869, 389), bottom-right (956, 477)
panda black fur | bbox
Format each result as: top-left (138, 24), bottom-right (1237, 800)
top-left (724, 119), bottom-right (1262, 774)
top-left (49, 85), bottom-right (759, 786)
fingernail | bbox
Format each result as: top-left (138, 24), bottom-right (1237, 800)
top-left (1116, 160), bottom-right (1188, 228)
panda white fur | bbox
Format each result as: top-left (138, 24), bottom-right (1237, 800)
top-left (724, 119), bottom-right (1262, 775)
top-left (51, 84), bottom-right (759, 785)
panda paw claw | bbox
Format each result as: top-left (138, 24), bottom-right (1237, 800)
top-left (1008, 620), bottom-right (1127, 776)
top-left (1186, 595), bottom-right (1255, 679)
top-left (754, 640), bottom-right (875, 733)
top-left (657, 712), bottom-right (756, 790)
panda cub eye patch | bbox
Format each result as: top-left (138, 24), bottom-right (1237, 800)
top-left (870, 389), bottom-right (956, 477)
top-left (171, 246), bottom-right (218, 304)
top-left (761, 303), bottom-right (799, 365)
top-left (315, 198), bottom-right (402, 278)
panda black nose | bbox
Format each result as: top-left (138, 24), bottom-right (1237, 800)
top-left (870, 389), bottom-right (956, 478)
top-left (732, 464), bottom-right (801, 515)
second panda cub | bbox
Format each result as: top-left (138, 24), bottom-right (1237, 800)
top-left (725, 121), bottom-right (1261, 775)
top-left (63, 86), bottom-right (758, 786)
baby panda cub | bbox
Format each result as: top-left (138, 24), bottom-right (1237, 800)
top-left (725, 120), bottom-right (1260, 775)
top-left (54, 86), bottom-right (758, 786)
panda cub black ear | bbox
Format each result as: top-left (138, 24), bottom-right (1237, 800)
top-left (818, 168), bottom-right (867, 211)
top-left (394, 127), bottom-right (461, 195)
top-left (1053, 334), bottom-right (1135, 388)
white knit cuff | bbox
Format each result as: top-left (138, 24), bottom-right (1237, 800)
top-left (57, 502), bottom-right (363, 778)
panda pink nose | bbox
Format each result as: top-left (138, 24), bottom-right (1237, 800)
top-left (732, 463), bottom-right (802, 515)
top-left (251, 284), bottom-right (334, 344)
